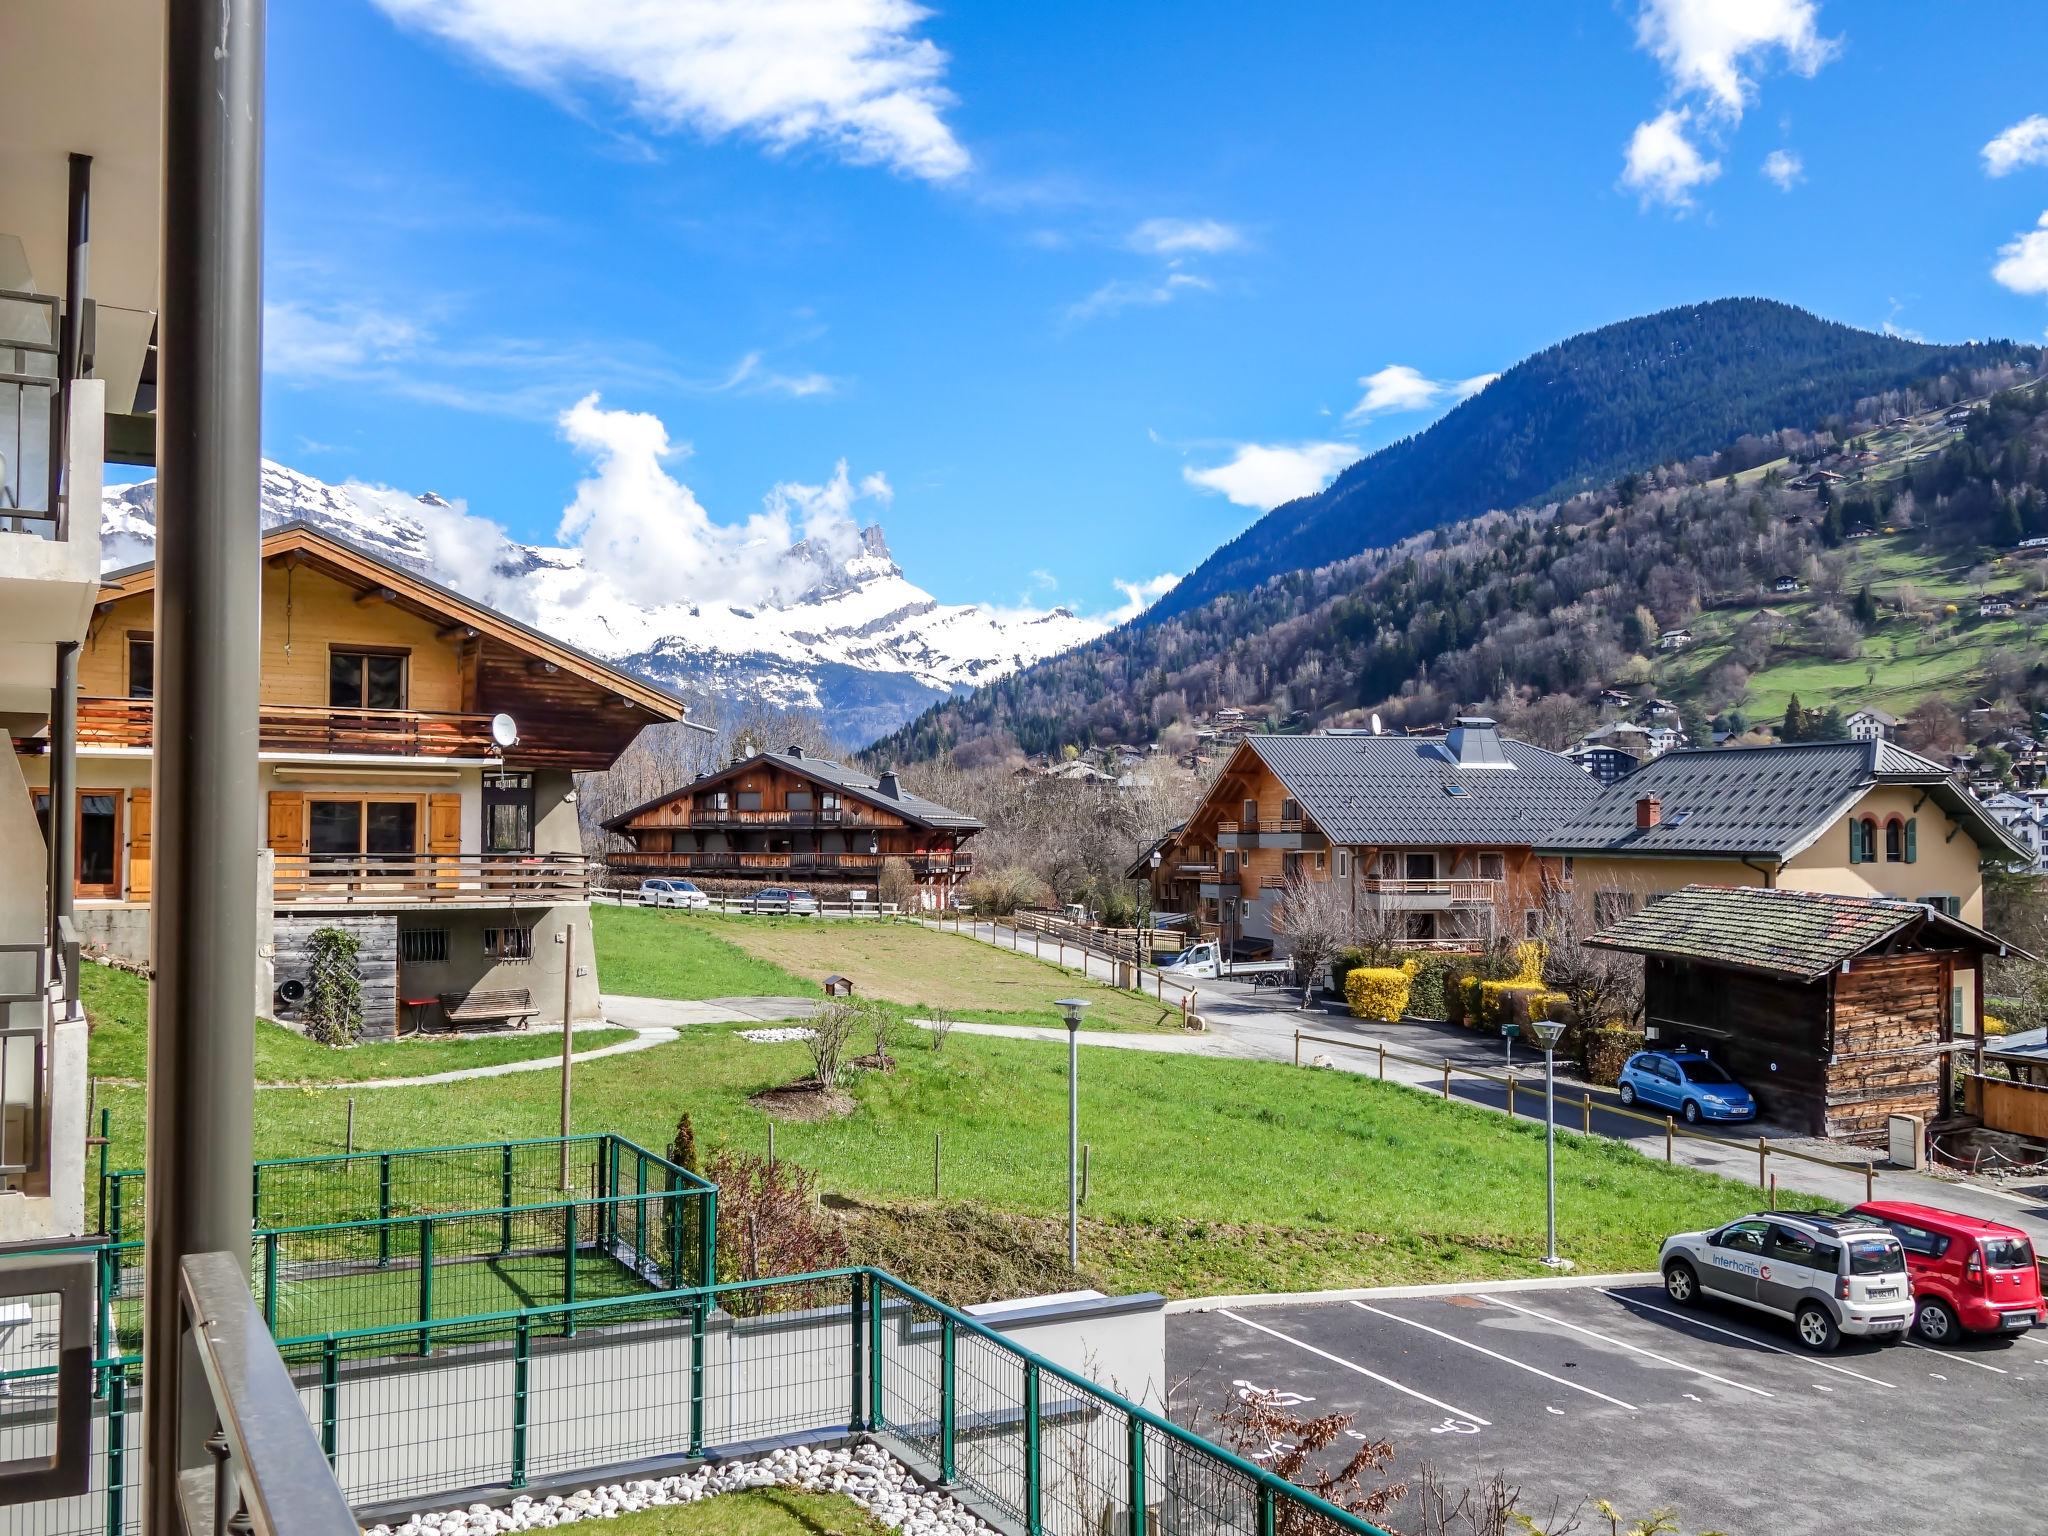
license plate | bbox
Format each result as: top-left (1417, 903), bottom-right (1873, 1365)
top-left (1865, 1288), bottom-right (1898, 1299)
top-left (2002, 1313), bottom-right (2037, 1330)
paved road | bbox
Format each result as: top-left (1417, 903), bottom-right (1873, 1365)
top-left (929, 919), bottom-right (2048, 1246)
top-left (1170, 1278), bottom-right (2042, 1536)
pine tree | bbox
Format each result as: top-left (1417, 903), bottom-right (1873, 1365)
top-left (1782, 693), bottom-right (1807, 743)
top-left (1853, 584), bottom-right (1879, 629)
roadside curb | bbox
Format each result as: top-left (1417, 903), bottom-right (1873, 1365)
top-left (1165, 1270), bottom-right (1662, 1314)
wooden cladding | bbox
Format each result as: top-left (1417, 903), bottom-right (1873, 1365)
top-left (271, 852), bottom-right (589, 908)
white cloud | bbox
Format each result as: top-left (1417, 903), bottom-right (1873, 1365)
top-left (1127, 218), bottom-right (1244, 257)
top-left (1881, 298), bottom-right (1923, 342)
top-left (1621, 109), bottom-right (1723, 209)
top-left (718, 352), bottom-right (837, 399)
top-left (1182, 441), bottom-right (1357, 511)
top-left (1984, 116), bottom-right (2048, 178)
top-left (1631, 0), bottom-right (1836, 120)
top-left (552, 393), bottom-right (888, 608)
top-left (1108, 573), bottom-right (1181, 623)
top-left (1345, 365), bottom-right (1498, 422)
top-left (1993, 213), bottom-right (2048, 297)
top-left (265, 300), bottom-right (423, 377)
top-left (1761, 148), bottom-right (1804, 190)
top-left (369, 0), bottom-right (969, 182)
top-left (1064, 271), bottom-right (1212, 324)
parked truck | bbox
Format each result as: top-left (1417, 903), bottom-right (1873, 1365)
top-left (1159, 941), bottom-right (1296, 987)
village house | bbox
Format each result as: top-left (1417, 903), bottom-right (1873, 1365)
top-left (15, 523), bottom-right (688, 1035)
top-left (1536, 739), bottom-right (2033, 1024)
top-left (602, 748), bottom-right (980, 908)
top-left (1656, 627), bottom-right (1693, 651)
top-left (1847, 707), bottom-right (1898, 743)
top-left (1565, 743), bottom-right (1642, 785)
top-left (1588, 884), bottom-right (2029, 1140)
top-left (1135, 719), bottom-right (1600, 955)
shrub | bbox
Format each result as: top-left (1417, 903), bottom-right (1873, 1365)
top-left (1330, 948), bottom-right (1369, 998)
top-left (1475, 980), bottom-right (1549, 1033)
top-left (1455, 974), bottom-right (1484, 1029)
top-left (304, 926), bottom-right (363, 1046)
top-left (806, 1000), bottom-right (859, 1088)
top-left (1985, 1014), bottom-right (2009, 1037)
top-left (703, 1148), bottom-right (849, 1305)
top-left (1345, 965), bottom-right (1413, 1022)
top-left (1405, 956), bottom-right (1454, 1021)
top-left (1510, 940), bottom-right (1546, 985)
top-left (1586, 1026), bottom-right (1645, 1086)
top-left (877, 857), bottom-right (918, 912)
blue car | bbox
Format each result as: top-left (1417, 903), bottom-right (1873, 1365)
top-left (1616, 1050), bottom-right (1758, 1125)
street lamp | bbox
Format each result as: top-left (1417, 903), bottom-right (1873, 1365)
top-left (1057, 998), bottom-right (1090, 1270)
top-left (1527, 1016), bottom-right (1569, 1269)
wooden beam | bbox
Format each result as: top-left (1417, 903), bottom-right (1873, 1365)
top-left (436, 622), bottom-right (476, 641)
top-left (354, 585), bottom-right (398, 607)
top-left (264, 549), bottom-right (311, 570)
top-left (527, 659), bottom-right (560, 676)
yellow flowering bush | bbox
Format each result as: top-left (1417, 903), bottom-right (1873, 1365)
top-left (1345, 965), bottom-right (1413, 1022)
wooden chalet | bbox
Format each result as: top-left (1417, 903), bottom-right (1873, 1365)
top-left (1587, 884), bottom-right (2033, 1141)
top-left (15, 522), bottom-right (688, 1032)
top-left (602, 748), bottom-right (980, 907)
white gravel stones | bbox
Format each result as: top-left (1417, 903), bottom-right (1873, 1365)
top-left (360, 1442), bottom-right (999, 1536)
top-left (737, 1026), bottom-right (817, 1044)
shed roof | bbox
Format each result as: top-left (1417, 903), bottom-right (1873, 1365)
top-left (1535, 739), bottom-right (2033, 864)
top-left (1236, 721), bottom-right (1600, 846)
top-left (1584, 884), bottom-right (2030, 982)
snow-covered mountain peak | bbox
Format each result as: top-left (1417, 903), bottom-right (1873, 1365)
top-left (100, 460), bottom-right (1103, 743)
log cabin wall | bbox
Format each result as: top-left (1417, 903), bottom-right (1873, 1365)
top-left (1645, 957), bottom-right (1832, 1134)
top-left (1823, 952), bottom-right (1946, 1141)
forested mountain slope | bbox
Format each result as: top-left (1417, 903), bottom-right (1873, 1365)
top-left (875, 358), bottom-right (2048, 765)
top-left (1155, 299), bottom-right (2032, 622)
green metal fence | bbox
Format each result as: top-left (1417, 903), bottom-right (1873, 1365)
top-left (99, 1133), bottom-right (686, 1250)
top-left (277, 1267), bottom-right (1396, 1536)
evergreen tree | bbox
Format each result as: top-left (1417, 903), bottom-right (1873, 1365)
top-left (1853, 584), bottom-right (1879, 628)
top-left (1782, 693), bottom-right (1808, 743)
top-left (1679, 700), bottom-right (1714, 750)
top-left (1812, 706), bottom-right (1847, 741)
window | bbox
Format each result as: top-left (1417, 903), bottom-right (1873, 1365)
top-left (1314, 850), bottom-right (1325, 871)
top-left (329, 649), bottom-right (407, 710)
top-left (1404, 852), bottom-right (1437, 880)
top-left (483, 926), bottom-right (533, 961)
top-left (1241, 798), bottom-right (1259, 825)
top-left (735, 791), bottom-right (763, 811)
top-left (1884, 817), bottom-right (1903, 862)
top-left (1334, 850), bottom-right (1350, 880)
top-left (1280, 798), bottom-right (1300, 823)
top-left (1850, 816), bottom-right (1878, 864)
top-left (400, 928), bottom-right (450, 964)
top-left (309, 797), bottom-right (419, 857)
top-left (483, 771), bottom-right (534, 854)
top-left (1477, 852), bottom-right (1506, 881)
top-left (1221, 850), bottom-right (1238, 875)
top-left (786, 791), bottom-right (814, 812)
top-left (127, 634), bottom-right (154, 699)
top-left (1885, 1222), bottom-right (1950, 1259)
top-left (1922, 894), bottom-right (1961, 919)
top-left (1718, 1221), bottom-right (1770, 1255)
top-left (1524, 908), bottom-right (1542, 940)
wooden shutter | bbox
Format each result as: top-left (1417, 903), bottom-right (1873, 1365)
top-left (429, 793), bottom-right (462, 890)
top-left (127, 789), bottom-right (151, 900)
top-left (268, 791), bottom-right (305, 895)
top-left (1904, 817), bottom-right (1918, 864)
top-left (1848, 819), bottom-right (1864, 864)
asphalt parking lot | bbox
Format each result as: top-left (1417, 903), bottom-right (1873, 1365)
top-left (1169, 1281), bottom-right (2041, 1536)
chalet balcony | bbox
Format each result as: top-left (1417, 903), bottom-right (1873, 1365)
top-left (63, 695), bottom-right (505, 759)
top-left (1357, 877), bottom-right (1500, 912)
top-left (273, 852), bottom-right (589, 909)
top-left (1197, 877), bottom-right (1241, 901)
top-left (608, 850), bottom-right (972, 880)
top-left (682, 807), bottom-right (890, 829)
top-left (1215, 818), bottom-right (1322, 851)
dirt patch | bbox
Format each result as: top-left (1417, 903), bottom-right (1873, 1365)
top-left (748, 1081), bottom-right (857, 1121)
top-left (848, 1052), bottom-right (898, 1073)
top-left (828, 1195), bottom-right (1101, 1306)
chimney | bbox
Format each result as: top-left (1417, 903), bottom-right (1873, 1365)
top-left (788, 743), bottom-right (804, 760)
top-left (1635, 795), bottom-right (1662, 829)
top-left (877, 769), bottom-right (901, 799)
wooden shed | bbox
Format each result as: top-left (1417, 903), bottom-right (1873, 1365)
top-left (1587, 885), bottom-right (2031, 1141)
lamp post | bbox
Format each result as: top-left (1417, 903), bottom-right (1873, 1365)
top-left (1528, 1017), bottom-right (1569, 1269)
top-left (1057, 999), bottom-right (1089, 1270)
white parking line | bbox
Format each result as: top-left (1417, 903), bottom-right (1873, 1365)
top-left (1899, 1339), bottom-right (2009, 1375)
top-left (1596, 1290), bottom-right (1897, 1389)
top-left (1349, 1302), bottom-right (1639, 1412)
top-left (1217, 1309), bottom-right (1493, 1425)
top-left (1476, 1294), bottom-right (1774, 1398)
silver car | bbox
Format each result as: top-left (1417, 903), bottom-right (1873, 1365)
top-left (1659, 1210), bottom-right (1912, 1351)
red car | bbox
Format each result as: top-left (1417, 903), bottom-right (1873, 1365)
top-left (1851, 1201), bottom-right (2042, 1343)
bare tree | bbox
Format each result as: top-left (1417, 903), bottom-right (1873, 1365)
top-left (1272, 876), bottom-right (1358, 1008)
top-left (1535, 881), bottom-right (1646, 1042)
top-left (805, 1001), bottom-right (859, 1089)
top-left (1215, 1386), bottom-right (1404, 1535)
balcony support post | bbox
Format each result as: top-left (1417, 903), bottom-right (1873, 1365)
top-left (48, 643), bottom-right (77, 964)
top-left (142, 0), bottom-right (267, 1526)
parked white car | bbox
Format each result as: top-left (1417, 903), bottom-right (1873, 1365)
top-left (1659, 1210), bottom-right (1912, 1351)
top-left (638, 878), bottom-right (711, 910)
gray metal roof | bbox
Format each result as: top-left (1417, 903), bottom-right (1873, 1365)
top-left (601, 749), bottom-right (983, 833)
top-left (1242, 724), bottom-right (1600, 846)
top-left (1535, 739), bottom-right (2033, 863)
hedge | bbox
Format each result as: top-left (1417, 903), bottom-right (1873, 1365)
top-left (1345, 964), bottom-right (1414, 1022)
top-left (1405, 956), bottom-right (1454, 1021)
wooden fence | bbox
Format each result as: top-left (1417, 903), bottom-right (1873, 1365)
top-left (1966, 1073), bottom-right (2048, 1141)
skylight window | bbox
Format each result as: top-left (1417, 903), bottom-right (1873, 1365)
top-left (1444, 783), bottom-right (1468, 796)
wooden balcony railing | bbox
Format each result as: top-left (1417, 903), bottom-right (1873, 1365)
top-left (684, 808), bottom-right (888, 828)
top-left (608, 850), bottom-right (972, 879)
top-left (1358, 877), bottom-right (1500, 905)
top-left (273, 852), bottom-right (588, 907)
top-left (74, 697), bottom-right (501, 758)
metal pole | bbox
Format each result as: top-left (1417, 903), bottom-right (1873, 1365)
top-left (1067, 1020), bottom-right (1080, 1270)
top-left (48, 644), bottom-right (77, 959)
top-left (52, 153), bottom-right (90, 526)
top-left (1543, 1045), bottom-right (1560, 1267)
top-left (144, 0), bottom-right (265, 1524)
top-left (559, 922), bottom-right (575, 1189)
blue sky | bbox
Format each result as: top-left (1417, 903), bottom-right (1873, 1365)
top-left (242, 0), bottom-right (2048, 620)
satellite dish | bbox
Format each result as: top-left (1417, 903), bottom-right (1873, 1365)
top-left (491, 713), bottom-right (519, 749)
top-left (1370, 713), bottom-right (1383, 736)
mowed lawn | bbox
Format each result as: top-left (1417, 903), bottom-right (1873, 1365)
top-left (81, 965), bottom-right (631, 1086)
top-left (596, 905), bottom-right (1184, 1032)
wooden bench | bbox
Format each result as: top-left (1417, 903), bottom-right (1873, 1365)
top-left (437, 987), bottom-right (537, 1032)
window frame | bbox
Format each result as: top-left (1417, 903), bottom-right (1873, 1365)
top-left (305, 794), bottom-right (424, 858)
top-left (400, 928), bottom-right (451, 964)
top-left (482, 926), bottom-right (534, 962)
top-left (327, 646), bottom-right (411, 712)
top-left (126, 632), bottom-right (155, 700)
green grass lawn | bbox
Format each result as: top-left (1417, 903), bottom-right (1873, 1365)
top-left (93, 1016), bottom-right (1788, 1299)
top-left (80, 965), bottom-right (633, 1085)
top-left (596, 905), bottom-right (1184, 1032)
top-left (586, 1491), bottom-right (883, 1536)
